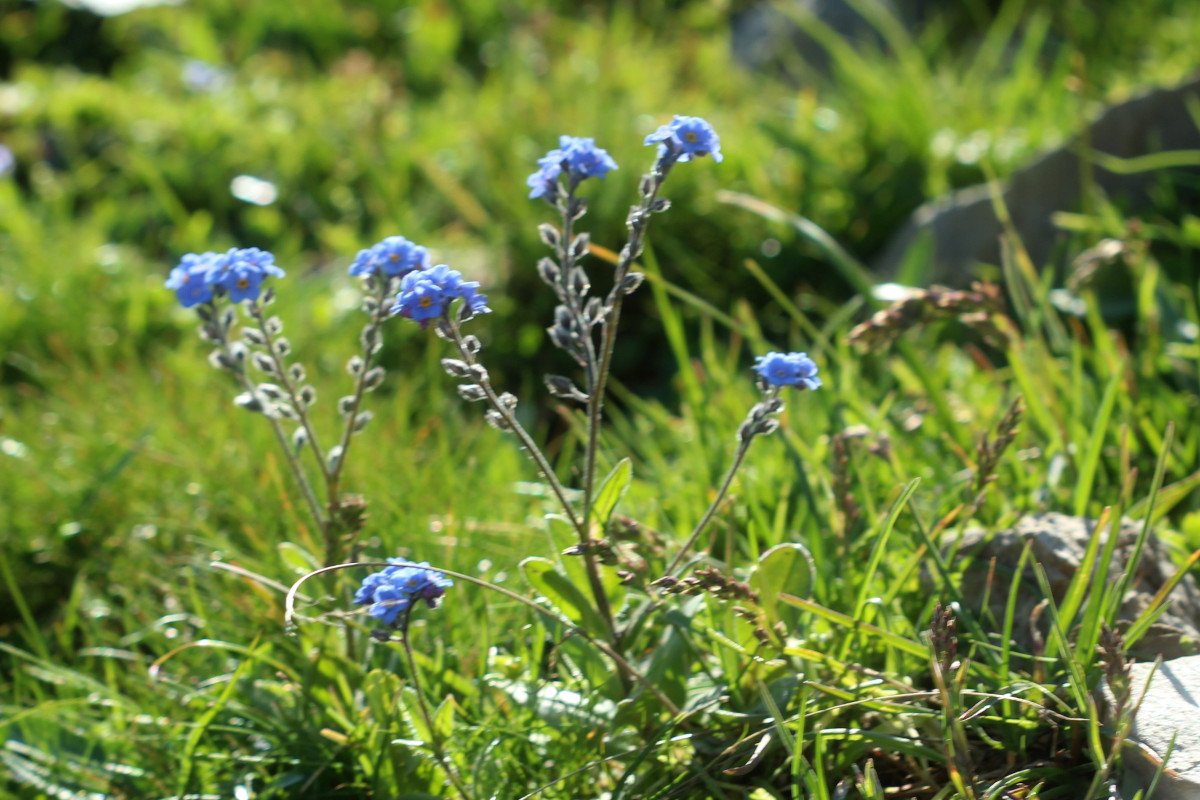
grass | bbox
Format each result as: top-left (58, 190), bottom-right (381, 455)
top-left (4, 0), bottom-right (1200, 797)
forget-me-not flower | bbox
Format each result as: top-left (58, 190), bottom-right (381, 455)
top-left (354, 559), bottom-right (453, 627)
top-left (644, 115), bottom-right (723, 165)
top-left (527, 135), bottom-right (618, 199)
top-left (166, 247), bottom-right (285, 307)
top-left (166, 252), bottom-right (222, 308)
top-left (349, 235), bottom-right (431, 279)
top-left (753, 351), bottom-right (822, 390)
top-left (214, 247), bottom-right (284, 303)
top-left (392, 264), bottom-right (489, 324)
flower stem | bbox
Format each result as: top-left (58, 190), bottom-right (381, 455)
top-left (323, 277), bottom-right (392, 565)
top-left (217, 318), bottom-right (329, 540)
top-left (663, 437), bottom-right (753, 577)
top-left (447, 322), bottom-right (617, 641)
top-left (621, 399), bottom-right (761, 647)
top-left (399, 627), bottom-right (473, 800)
top-left (556, 183), bottom-right (598, 385)
top-left (250, 303), bottom-right (329, 478)
top-left (581, 167), bottom-right (667, 551)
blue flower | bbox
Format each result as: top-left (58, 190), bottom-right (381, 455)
top-left (354, 560), bottom-right (453, 627)
top-left (644, 115), bottom-right (723, 165)
top-left (349, 235), bottom-right (430, 279)
top-left (392, 264), bottom-right (490, 324)
top-left (527, 135), bottom-right (618, 199)
top-left (527, 152), bottom-right (563, 200)
top-left (212, 247), bottom-right (285, 303)
top-left (753, 352), bottom-right (822, 390)
top-left (165, 251), bottom-right (222, 308)
top-left (558, 136), bottom-right (618, 180)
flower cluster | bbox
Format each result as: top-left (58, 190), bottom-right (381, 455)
top-left (349, 235), bottom-right (430, 279)
top-left (753, 352), bottom-right (822, 390)
top-left (354, 560), bottom-right (454, 628)
top-left (644, 115), bottom-right (723, 166)
top-left (527, 135), bottom-right (619, 200)
top-left (391, 264), bottom-right (490, 324)
top-left (166, 247), bottom-right (285, 307)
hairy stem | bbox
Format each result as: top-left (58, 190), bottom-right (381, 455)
top-left (556, 183), bottom-right (598, 385)
top-left (581, 168), bottom-right (667, 550)
top-left (323, 277), bottom-right (392, 564)
top-left (400, 628), bottom-right (474, 800)
top-left (215, 313), bottom-right (328, 538)
top-left (663, 437), bottom-right (753, 577)
top-left (621, 435), bottom-right (755, 647)
top-left (251, 304), bottom-right (329, 477)
top-left (448, 322), bottom-right (617, 641)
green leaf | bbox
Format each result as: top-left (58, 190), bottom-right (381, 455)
top-left (363, 669), bottom-right (403, 726)
top-left (778, 594), bottom-right (927, 659)
top-left (489, 678), bottom-right (616, 728)
top-left (520, 556), bottom-right (607, 635)
top-left (750, 543), bottom-right (816, 631)
top-left (592, 457), bottom-right (632, 528)
top-left (642, 615), bottom-right (693, 709)
top-left (277, 541), bottom-right (320, 576)
top-left (432, 696), bottom-right (455, 742)
top-left (399, 686), bottom-right (431, 743)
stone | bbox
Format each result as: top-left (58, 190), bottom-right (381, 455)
top-left (732, 0), bottom-right (892, 80)
top-left (1101, 656), bottom-right (1200, 800)
top-left (872, 76), bottom-right (1200, 285)
top-left (952, 513), bottom-right (1200, 661)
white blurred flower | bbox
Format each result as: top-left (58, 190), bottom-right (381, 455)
top-left (230, 175), bottom-right (278, 206)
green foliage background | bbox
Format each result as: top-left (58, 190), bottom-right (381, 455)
top-left (3, 0), bottom-right (1200, 797)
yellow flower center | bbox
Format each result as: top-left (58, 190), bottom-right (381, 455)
top-left (419, 296), bottom-right (433, 308)
top-left (237, 278), bottom-right (250, 289)
top-left (685, 132), bottom-right (698, 142)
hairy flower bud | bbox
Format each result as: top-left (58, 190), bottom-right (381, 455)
top-left (544, 374), bottom-right (588, 403)
top-left (234, 392), bottom-right (263, 412)
top-left (537, 257), bottom-right (560, 287)
top-left (457, 384), bottom-right (488, 402)
top-left (484, 410), bottom-right (511, 431)
top-left (537, 223), bottom-right (560, 250)
top-left (620, 272), bottom-right (645, 295)
top-left (441, 358), bottom-right (472, 378)
top-left (362, 367), bottom-right (386, 391)
top-left (569, 233), bottom-right (590, 260)
top-left (252, 353), bottom-right (277, 375)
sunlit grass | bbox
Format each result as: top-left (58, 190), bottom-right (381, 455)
top-left (4, 0), bottom-right (1200, 796)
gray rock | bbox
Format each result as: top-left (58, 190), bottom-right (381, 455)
top-left (873, 76), bottom-right (1200, 285)
top-left (731, 0), bottom-right (941, 79)
top-left (953, 513), bottom-right (1200, 660)
top-left (1101, 656), bottom-right (1200, 800)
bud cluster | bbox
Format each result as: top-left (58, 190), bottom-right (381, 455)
top-left (737, 395), bottom-right (785, 443)
top-left (652, 566), bottom-right (759, 604)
